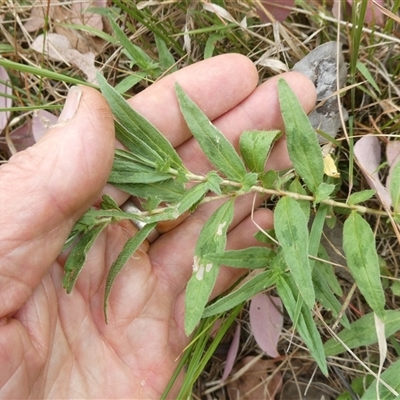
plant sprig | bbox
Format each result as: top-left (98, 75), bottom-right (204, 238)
top-left (62, 73), bottom-right (400, 384)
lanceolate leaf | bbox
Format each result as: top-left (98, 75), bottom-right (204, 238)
top-left (175, 83), bottom-right (247, 181)
top-left (276, 273), bottom-right (327, 375)
top-left (313, 267), bottom-right (350, 329)
top-left (185, 200), bottom-right (234, 335)
top-left (104, 222), bottom-right (157, 321)
top-left (343, 212), bottom-right (385, 319)
top-left (274, 196), bottom-right (315, 309)
top-left (112, 180), bottom-right (185, 203)
top-left (239, 130), bottom-right (282, 173)
top-left (203, 270), bottom-right (276, 317)
top-left (278, 78), bottom-right (323, 194)
top-left (97, 73), bottom-right (185, 171)
top-left (63, 224), bottom-right (107, 293)
top-left (203, 247), bottom-right (274, 269)
top-left (361, 359), bottom-right (400, 400)
top-left (324, 310), bottom-right (400, 356)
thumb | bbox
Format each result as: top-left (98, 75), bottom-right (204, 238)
top-left (0, 86), bottom-right (115, 317)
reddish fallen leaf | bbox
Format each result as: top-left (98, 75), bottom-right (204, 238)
top-left (354, 134), bottom-right (392, 209)
top-left (0, 66), bottom-right (12, 131)
top-left (221, 323), bottom-right (241, 381)
top-left (332, 0), bottom-right (384, 26)
top-left (32, 110), bottom-right (58, 142)
top-left (256, 0), bottom-right (294, 23)
top-left (7, 120), bottom-right (34, 154)
top-left (226, 357), bottom-right (282, 400)
top-left (249, 294), bottom-right (283, 358)
top-left (386, 140), bottom-right (400, 167)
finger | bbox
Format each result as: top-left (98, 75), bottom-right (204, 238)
top-left (0, 86), bottom-right (115, 317)
top-left (128, 53), bottom-right (259, 147)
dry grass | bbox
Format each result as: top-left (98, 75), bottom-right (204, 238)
top-left (1, 1), bottom-right (400, 399)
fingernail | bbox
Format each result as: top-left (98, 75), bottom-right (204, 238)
top-left (57, 86), bottom-right (82, 124)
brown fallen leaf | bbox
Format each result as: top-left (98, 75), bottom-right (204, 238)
top-left (30, 33), bottom-right (98, 83)
top-left (227, 357), bottom-right (282, 400)
top-left (24, 0), bottom-right (106, 54)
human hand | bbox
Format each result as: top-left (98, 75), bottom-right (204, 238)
top-left (0, 54), bottom-right (316, 399)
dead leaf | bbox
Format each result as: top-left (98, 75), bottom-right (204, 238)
top-left (249, 294), bottom-right (283, 358)
top-left (256, 0), bottom-right (294, 23)
top-left (293, 41), bottom-right (348, 143)
top-left (32, 110), bottom-right (58, 142)
top-left (227, 357), bottom-right (282, 400)
top-left (30, 33), bottom-right (98, 83)
top-left (24, 0), bottom-right (106, 54)
top-left (221, 323), bottom-right (241, 381)
top-left (332, 0), bottom-right (385, 26)
top-left (386, 140), bottom-right (400, 166)
top-left (354, 134), bottom-right (392, 209)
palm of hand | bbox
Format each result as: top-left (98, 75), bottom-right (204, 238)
top-left (0, 55), bottom-right (315, 399)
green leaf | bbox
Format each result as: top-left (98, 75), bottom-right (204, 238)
top-left (239, 130), bottom-right (282, 173)
top-left (314, 183), bottom-right (336, 204)
top-left (343, 212), bottom-right (385, 318)
top-left (110, 152), bottom-right (172, 184)
top-left (324, 310), bottom-right (400, 356)
top-left (203, 247), bottom-right (275, 269)
top-left (112, 179), bottom-right (185, 203)
top-left (361, 359), bottom-right (400, 400)
top-left (389, 159), bottom-right (400, 212)
top-left (204, 33), bottom-right (224, 59)
top-left (356, 61), bottom-right (381, 94)
top-left (185, 200), bottom-right (234, 335)
top-left (274, 196), bottom-right (315, 309)
top-left (241, 172), bottom-right (258, 191)
top-left (259, 170), bottom-right (278, 189)
top-left (175, 83), bottom-right (247, 181)
top-left (97, 74), bottom-right (185, 172)
top-left (316, 245), bottom-right (342, 296)
top-left (205, 171), bottom-right (223, 195)
top-left (313, 267), bottom-right (350, 329)
top-left (155, 35), bottom-right (177, 73)
top-left (347, 189), bottom-right (376, 205)
top-left (203, 270), bottom-right (276, 317)
top-left (104, 222), bottom-right (157, 321)
top-left (114, 72), bottom-right (147, 94)
top-left (63, 224), bottom-right (107, 293)
top-left (278, 78), bottom-right (324, 194)
top-left (276, 273), bottom-right (327, 375)
top-left (109, 18), bottom-right (160, 74)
